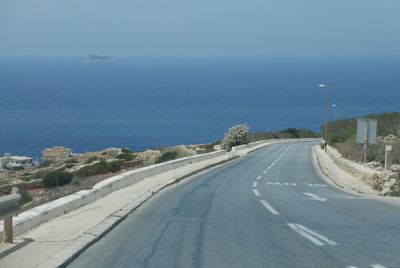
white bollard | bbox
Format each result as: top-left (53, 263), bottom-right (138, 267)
top-left (385, 145), bottom-right (393, 171)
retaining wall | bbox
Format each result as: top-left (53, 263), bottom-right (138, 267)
top-left (326, 145), bottom-right (384, 186)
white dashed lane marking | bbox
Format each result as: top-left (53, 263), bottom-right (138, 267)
top-left (265, 182), bottom-right (327, 187)
top-left (253, 189), bottom-right (261, 197)
top-left (256, 175), bottom-right (262, 181)
top-left (347, 265), bottom-right (387, 268)
top-left (303, 192), bottom-right (327, 202)
top-left (260, 200), bottom-right (279, 215)
top-left (253, 181), bottom-right (258, 188)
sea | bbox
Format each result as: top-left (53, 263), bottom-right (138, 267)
top-left (0, 56), bottom-right (399, 159)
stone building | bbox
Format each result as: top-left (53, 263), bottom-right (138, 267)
top-left (42, 146), bottom-right (72, 163)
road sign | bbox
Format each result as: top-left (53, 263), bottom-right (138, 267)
top-left (357, 118), bottom-right (377, 144)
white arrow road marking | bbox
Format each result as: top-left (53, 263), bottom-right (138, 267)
top-left (303, 192), bottom-right (327, 202)
top-left (260, 200), bottom-right (279, 215)
top-left (295, 224), bottom-right (337, 245)
top-left (287, 223), bottom-right (324, 246)
top-left (287, 223), bottom-right (337, 246)
top-left (253, 189), bottom-right (260, 197)
top-left (371, 265), bottom-right (386, 268)
top-left (253, 181), bottom-right (258, 188)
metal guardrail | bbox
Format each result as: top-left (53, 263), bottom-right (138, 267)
top-left (0, 192), bottom-right (21, 243)
top-left (0, 193), bottom-right (20, 220)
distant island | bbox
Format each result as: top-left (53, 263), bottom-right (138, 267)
top-left (85, 55), bottom-right (113, 63)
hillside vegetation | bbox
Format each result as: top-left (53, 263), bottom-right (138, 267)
top-left (249, 128), bottom-right (319, 142)
top-left (325, 112), bottom-right (400, 164)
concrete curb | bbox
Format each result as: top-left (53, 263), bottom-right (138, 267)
top-left (311, 146), bottom-right (363, 195)
top-left (312, 145), bottom-right (400, 210)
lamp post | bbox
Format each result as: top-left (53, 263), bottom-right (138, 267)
top-left (332, 104), bottom-right (337, 121)
top-left (319, 84), bottom-right (328, 152)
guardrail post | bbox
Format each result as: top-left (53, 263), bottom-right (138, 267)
top-left (3, 216), bottom-right (13, 243)
top-left (0, 187), bottom-right (21, 243)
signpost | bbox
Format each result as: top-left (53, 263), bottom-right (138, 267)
top-left (356, 118), bottom-right (377, 166)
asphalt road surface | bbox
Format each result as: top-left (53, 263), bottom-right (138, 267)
top-left (69, 142), bottom-right (400, 268)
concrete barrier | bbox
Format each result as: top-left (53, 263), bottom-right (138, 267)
top-left (0, 150), bottom-right (230, 238)
top-left (0, 139), bottom-right (315, 239)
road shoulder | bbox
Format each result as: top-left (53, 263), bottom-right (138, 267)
top-left (312, 145), bottom-right (400, 207)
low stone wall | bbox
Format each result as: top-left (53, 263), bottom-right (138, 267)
top-left (326, 145), bottom-right (383, 186)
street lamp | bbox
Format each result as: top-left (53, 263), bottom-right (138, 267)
top-left (332, 104), bottom-right (337, 121)
top-left (319, 84), bottom-right (328, 151)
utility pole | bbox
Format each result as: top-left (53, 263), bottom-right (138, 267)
top-left (319, 84), bottom-right (328, 152)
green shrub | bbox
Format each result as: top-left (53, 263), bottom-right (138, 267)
top-left (65, 158), bottom-right (79, 164)
top-left (157, 151), bottom-right (178, 163)
top-left (121, 148), bottom-right (132, 154)
top-left (74, 159), bottom-right (124, 177)
top-left (86, 156), bottom-right (98, 164)
top-left (116, 148), bottom-right (135, 161)
top-left (221, 124), bottom-right (250, 150)
top-left (117, 153), bottom-right (134, 161)
top-left (11, 166), bottom-right (25, 171)
top-left (372, 182), bottom-right (383, 192)
top-left (19, 189), bottom-right (33, 206)
top-left (65, 163), bottom-right (75, 169)
top-left (108, 160), bottom-right (124, 172)
top-left (43, 170), bottom-right (74, 188)
top-left (201, 141), bottom-right (220, 152)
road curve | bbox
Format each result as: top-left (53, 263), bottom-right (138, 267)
top-left (68, 142), bottom-right (400, 268)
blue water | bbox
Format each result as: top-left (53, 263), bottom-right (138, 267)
top-left (0, 56), bottom-right (399, 159)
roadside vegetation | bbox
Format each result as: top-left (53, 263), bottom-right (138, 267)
top-left (325, 112), bottom-right (400, 164)
top-left (157, 151), bottom-right (179, 163)
top-left (42, 170), bottom-right (74, 188)
top-left (249, 128), bottom-right (319, 142)
top-left (74, 159), bottom-right (125, 177)
top-left (116, 148), bottom-right (135, 161)
top-left (222, 124), bottom-right (250, 150)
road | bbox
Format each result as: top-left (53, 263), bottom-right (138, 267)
top-left (68, 142), bottom-right (400, 268)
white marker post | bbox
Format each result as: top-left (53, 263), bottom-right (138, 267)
top-left (385, 145), bottom-right (393, 171)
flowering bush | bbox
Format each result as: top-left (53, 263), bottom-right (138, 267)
top-left (222, 124), bottom-right (250, 151)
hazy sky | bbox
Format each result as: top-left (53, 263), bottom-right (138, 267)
top-left (1, 0), bottom-right (399, 57)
